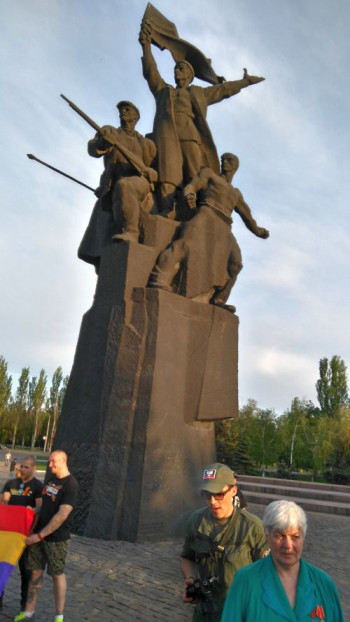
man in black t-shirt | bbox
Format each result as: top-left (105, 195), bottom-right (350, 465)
top-left (0, 454), bottom-right (43, 615)
top-left (17, 450), bottom-right (78, 622)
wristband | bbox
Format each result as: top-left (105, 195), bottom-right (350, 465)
top-left (37, 533), bottom-right (44, 541)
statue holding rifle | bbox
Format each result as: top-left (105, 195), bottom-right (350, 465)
top-left (88, 100), bottom-right (157, 242)
top-left (78, 99), bottom-right (157, 268)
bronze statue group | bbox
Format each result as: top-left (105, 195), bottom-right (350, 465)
top-left (78, 5), bottom-right (269, 313)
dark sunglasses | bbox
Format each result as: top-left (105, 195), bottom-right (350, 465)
top-left (201, 486), bottom-right (233, 501)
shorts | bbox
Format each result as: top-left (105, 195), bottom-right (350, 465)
top-left (27, 540), bottom-right (69, 576)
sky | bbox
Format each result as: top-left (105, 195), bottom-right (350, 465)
top-left (1, 0), bottom-right (349, 414)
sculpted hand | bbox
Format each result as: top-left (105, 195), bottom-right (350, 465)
top-left (139, 19), bottom-right (152, 44)
top-left (144, 167), bottom-right (158, 184)
top-left (185, 193), bottom-right (197, 209)
top-left (100, 127), bottom-right (116, 145)
top-left (258, 227), bottom-right (269, 239)
top-left (243, 68), bottom-right (265, 85)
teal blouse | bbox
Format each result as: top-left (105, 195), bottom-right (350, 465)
top-left (221, 554), bottom-right (344, 622)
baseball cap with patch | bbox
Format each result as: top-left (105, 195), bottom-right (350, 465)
top-left (201, 463), bottom-right (236, 493)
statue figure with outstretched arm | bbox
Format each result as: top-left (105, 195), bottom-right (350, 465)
top-left (149, 154), bottom-right (269, 311)
top-left (139, 18), bottom-right (264, 216)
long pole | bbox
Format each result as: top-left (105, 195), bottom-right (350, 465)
top-left (27, 153), bottom-right (95, 192)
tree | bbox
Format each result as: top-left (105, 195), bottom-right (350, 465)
top-left (323, 404), bottom-right (350, 483)
top-left (46, 368), bottom-right (69, 452)
top-left (217, 400), bottom-right (278, 474)
top-left (300, 414), bottom-right (334, 479)
top-left (276, 398), bottom-right (319, 474)
top-left (29, 370), bottom-right (47, 449)
top-left (248, 408), bottom-right (278, 472)
top-left (316, 355), bottom-right (349, 417)
top-left (11, 367), bottom-right (30, 447)
top-left (0, 356), bottom-right (12, 440)
top-left (215, 418), bottom-right (256, 474)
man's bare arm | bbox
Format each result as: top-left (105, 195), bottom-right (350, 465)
top-left (26, 504), bottom-right (73, 545)
top-left (235, 193), bottom-right (269, 238)
top-left (0, 491), bottom-right (10, 504)
top-left (180, 557), bottom-right (197, 603)
top-left (183, 167), bottom-right (213, 208)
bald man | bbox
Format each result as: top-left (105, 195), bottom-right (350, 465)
top-left (17, 451), bottom-right (78, 622)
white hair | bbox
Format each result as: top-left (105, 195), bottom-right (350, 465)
top-left (263, 500), bottom-right (307, 537)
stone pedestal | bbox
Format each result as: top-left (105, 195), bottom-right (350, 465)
top-left (55, 234), bottom-right (239, 541)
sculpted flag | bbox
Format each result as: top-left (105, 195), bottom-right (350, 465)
top-left (0, 505), bottom-right (34, 593)
top-left (142, 3), bottom-right (224, 85)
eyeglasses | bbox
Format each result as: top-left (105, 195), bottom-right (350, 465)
top-left (201, 487), bottom-right (233, 501)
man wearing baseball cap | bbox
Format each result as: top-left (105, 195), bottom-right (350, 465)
top-left (180, 462), bottom-right (268, 621)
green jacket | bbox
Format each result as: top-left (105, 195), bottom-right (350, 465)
top-left (181, 506), bottom-right (268, 622)
top-left (221, 554), bottom-right (345, 622)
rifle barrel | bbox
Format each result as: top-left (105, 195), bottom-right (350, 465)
top-left (60, 94), bottom-right (147, 177)
top-left (27, 154), bottom-right (95, 192)
top-left (60, 94), bottom-right (101, 134)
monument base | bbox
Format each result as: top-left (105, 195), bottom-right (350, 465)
top-left (55, 240), bottom-right (238, 541)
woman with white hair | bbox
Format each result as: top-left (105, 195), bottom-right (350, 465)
top-left (221, 500), bottom-right (344, 621)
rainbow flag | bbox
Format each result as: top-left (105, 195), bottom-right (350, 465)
top-left (0, 505), bottom-right (34, 594)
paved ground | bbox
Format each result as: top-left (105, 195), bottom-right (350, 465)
top-left (1, 459), bottom-right (349, 621)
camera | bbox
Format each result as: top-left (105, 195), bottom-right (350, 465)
top-left (186, 576), bottom-right (219, 601)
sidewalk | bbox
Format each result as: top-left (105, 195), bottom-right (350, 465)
top-left (1, 503), bottom-right (349, 621)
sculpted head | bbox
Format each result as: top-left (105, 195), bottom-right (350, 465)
top-left (221, 153), bottom-right (239, 174)
top-left (116, 101), bottom-right (140, 129)
top-left (174, 60), bottom-right (195, 87)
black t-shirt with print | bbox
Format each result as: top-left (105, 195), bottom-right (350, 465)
top-left (36, 474), bottom-right (78, 542)
top-left (2, 477), bottom-right (43, 508)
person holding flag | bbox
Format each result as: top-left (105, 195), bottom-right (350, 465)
top-left (0, 455), bottom-right (43, 616)
top-left (17, 450), bottom-right (78, 622)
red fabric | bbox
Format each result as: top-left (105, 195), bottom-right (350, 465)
top-left (0, 504), bottom-right (34, 535)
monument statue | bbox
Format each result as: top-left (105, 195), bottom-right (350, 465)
top-left (50, 3), bottom-right (269, 541)
top-left (139, 7), bottom-right (264, 216)
top-left (78, 100), bottom-right (157, 269)
top-left (149, 153), bottom-right (269, 309)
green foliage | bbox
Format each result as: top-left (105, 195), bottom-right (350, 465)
top-left (216, 400), bottom-right (278, 474)
top-left (0, 358), bottom-right (70, 450)
top-left (0, 355), bottom-right (12, 415)
top-left (323, 405), bottom-right (350, 483)
top-left (215, 418), bottom-right (257, 474)
top-left (0, 356), bottom-right (13, 443)
top-left (276, 398), bottom-right (315, 471)
top-left (238, 400), bottom-right (278, 470)
top-left (11, 367), bottom-right (30, 447)
top-left (29, 369), bottom-right (48, 450)
top-left (323, 447), bottom-right (350, 484)
top-left (316, 355), bottom-right (349, 417)
top-left (45, 367), bottom-right (69, 452)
